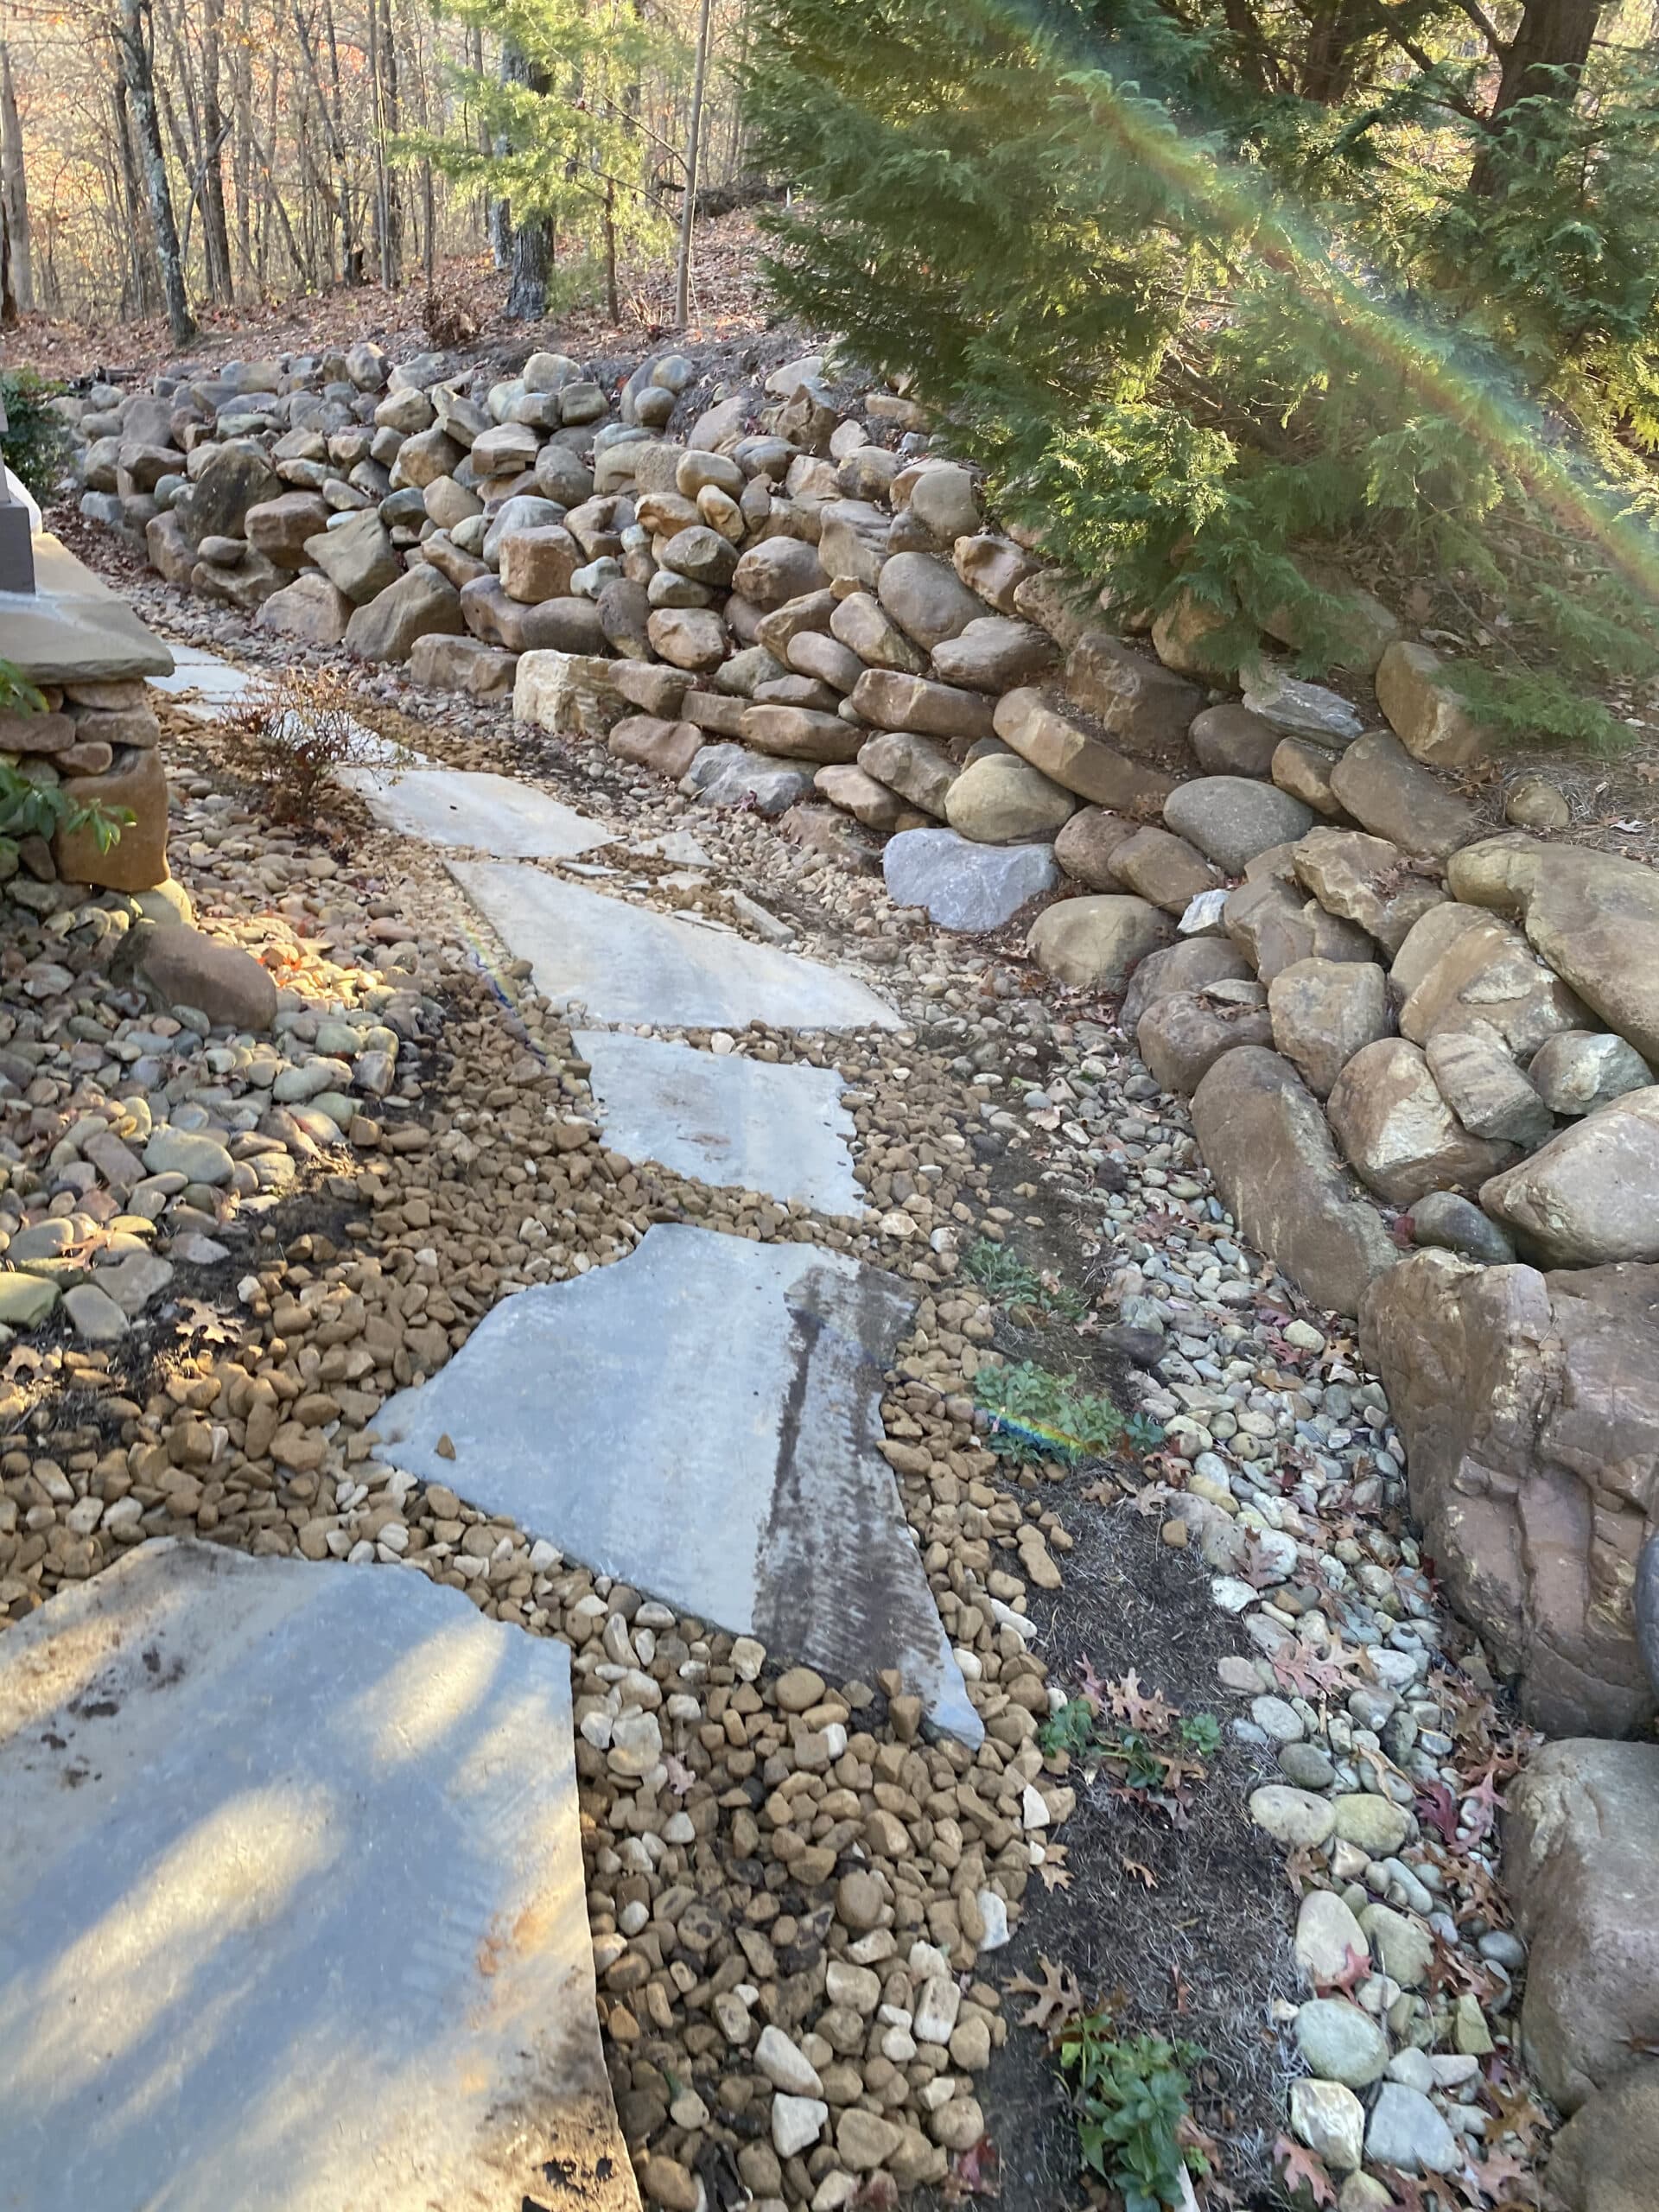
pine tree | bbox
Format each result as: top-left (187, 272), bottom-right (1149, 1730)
top-left (400, 0), bottom-right (678, 321)
top-left (746, 0), bottom-right (1659, 744)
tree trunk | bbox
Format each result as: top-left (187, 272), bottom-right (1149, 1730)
top-left (1469, 0), bottom-right (1604, 193)
top-left (200, 0), bottom-right (234, 302)
top-left (674, 0), bottom-right (715, 327)
top-left (116, 0), bottom-right (196, 344)
top-left (0, 43), bottom-right (33, 314)
top-left (502, 42), bottom-right (550, 319)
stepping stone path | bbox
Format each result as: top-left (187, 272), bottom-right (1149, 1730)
top-left (575, 1027), bottom-right (862, 1213)
top-left (450, 859), bottom-right (900, 1031)
top-left (342, 764), bottom-right (612, 860)
top-left (0, 1540), bottom-right (637, 2212)
top-left (373, 1224), bottom-right (982, 1745)
top-left (6, 635), bottom-right (982, 2195)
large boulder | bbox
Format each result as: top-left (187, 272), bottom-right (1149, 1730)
top-left (1505, 1739), bottom-right (1659, 2111)
top-left (343, 567), bottom-right (465, 664)
top-left (1163, 777), bottom-right (1313, 871)
top-left (1448, 836), bottom-right (1659, 1064)
top-left (1107, 825), bottom-right (1222, 914)
top-left (1424, 1022), bottom-right (1554, 1147)
top-left (876, 552), bottom-right (982, 650)
top-left (739, 705), bottom-right (865, 766)
top-left (130, 922), bottom-right (278, 1032)
top-left (931, 616), bottom-right (1057, 693)
top-left (849, 670), bottom-right (996, 747)
top-left (180, 440), bottom-right (279, 545)
top-left (1549, 2063), bottom-right (1659, 2212)
top-left (1189, 702), bottom-right (1281, 778)
top-left (243, 490), bottom-right (328, 568)
top-left (883, 828), bottom-right (1057, 932)
top-left (1224, 873), bottom-right (1376, 983)
top-left (856, 730), bottom-right (957, 818)
top-left (1327, 730), bottom-right (1479, 860)
top-left (1268, 958), bottom-right (1391, 1098)
top-left (305, 510), bottom-right (401, 603)
top-left (1327, 1038), bottom-right (1516, 1205)
top-left (1293, 829), bottom-right (1445, 956)
top-left (1530, 1030), bottom-right (1655, 1117)
top-left (53, 747), bottom-right (169, 892)
top-left (732, 536), bottom-right (830, 609)
top-left (1190, 1047), bottom-right (1398, 1316)
top-left (993, 690), bottom-right (1175, 813)
top-left (257, 573), bottom-right (354, 645)
top-left (1053, 807), bottom-right (1138, 889)
top-left (944, 754), bottom-right (1075, 843)
top-left (1120, 938), bottom-right (1254, 1035)
top-left (1137, 986), bottom-right (1274, 1097)
top-left (1027, 895), bottom-right (1174, 993)
top-left (1063, 630), bottom-right (1201, 756)
top-left (498, 524), bottom-right (581, 605)
top-left (1375, 640), bottom-right (1494, 768)
top-left (1359, 1250), bottom-right (1659, 1734)
top-left (1480, 1088), bottom-right (1659, 1265)
top-left (1389, 902), bottom-right (1500, 1004)
top-left (1398, 913), bottom-right (1589, 1056)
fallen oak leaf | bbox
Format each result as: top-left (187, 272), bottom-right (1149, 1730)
top-left (1122, 1858), bottom-right (1158, 1890)
top-left (1108, 1669), bottom-right (1178, 1732)
top-left (1274, 2133), bottom-right (1337, 2206)
top-left (942, 2135), bottom-right (1000, 2200)
top-left (1313, 1942), bottom-right (1372, 1997)
top-left (1006, 1955), bottom-right (1084, 2032)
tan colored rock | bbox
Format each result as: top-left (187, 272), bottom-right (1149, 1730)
top-left (647, 607), bottom-right (728, 672)
top-left (1063, 628), bottom-right (1202, 756)
top-left (1506, 1739), bottom-right (1659, 2112)
top-left (1424, 1022), bottom-right (1554, 1147)
top-left (740, 703), bottom-right (864, 765)
top-left (608, 715), bottom-right (703, 779)
top-left (1506, 772), bottom-right (1572, 833)
top-left (992, 688), bottom-right (1175, 813)
top-left (1053, 806), bottom-right (1138, 890)
top-left (1376, 640), bottom-right (1496, 767)
top-left (54, 747), bottom-right (168, 892)
top-left (1192, 1047), bottom-right (1398, 1316)
top-left (1293, 828), bottom-right (1445, 956)
top-left (1530, 1030), bottom-right (1654, 1117)
top-left (953, 532), bottom-right (1040, 612)
top-left (856, 729), bottom-right (957, 818)
top-left (944, 753), bottom-right (1074, 843)
top-left (1138, 988), bottom-right (1273, 1097)
top-left (815, 765), bottom-right (924, 831)
top-left (1389, 902), bottom-right (1497, 1004)
top-left (1164, 776), bottom-right (1314, 871)
top-left (1271, 736), bottom-right (1344, 817)
top-left (243, 490), bottom-right (328, 567)
top-left (1359, 1249), bottom-right (1659, 1734)
top-left (1327, 1038), bottom-right (1516, 1205)
top-left (132, 923), bottom-right (277, 1032)
top-left (933, 615), bottom-right (1056, 692)
top-left (1120, 937), bottom-right (1254, 1033)
top-left (1268, 959), bottom-right (1391, 1097)
top-left (498, 524), bottom-right (581, 604)
top-left (1447, 836), bottom-right (1659, 1064)
top-left (1191, 702), bottom-right (1281, 777)
top-left (1328, 730), bottom-right (1479, 860)
top-left (257, 572), bottom-right (353, 645)
top-left (1027, 895), bottom-right (1174, 992)
top-left (407, 634), bottom-right (518, 696)
top-left (849, 669), bottom-right (996, 747)
top-left (876, 550), bottom-right (982, 650)
top-left (829, 591), bottom-right (927, 675)
top-left (1480, 1088), bottom-right (1659, 1265)
top-left (1398, 915), bottom-right (1589, 1057)
top-left (1150, 588), bottom-right (1241, 680)
top-left (344, 566), bottom-right (464, 664)
top-left (1109, 824), bottom-right (1223, 914)
top-left (1549, 2066), bottom-right (1659, 2212)
top-left (1224, 874), bottom-right (1376, 983)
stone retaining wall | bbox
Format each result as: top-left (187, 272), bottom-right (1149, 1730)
top-left (70, 338), bottom-right (1659, 1731)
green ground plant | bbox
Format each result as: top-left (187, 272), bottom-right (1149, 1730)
top-left (1055, 2017), bottom-right (1210, 2212)
top-left (0, 659), bottom-right (128, 855)
top-left (0, 370), bottom-right (76, 505)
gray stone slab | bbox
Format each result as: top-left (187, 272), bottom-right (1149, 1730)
top-left (0, 1540), bottom-right (637, 2212)
top-left (575, 1029), bottom-right (861, 1213)
top-left (343, 765), bottom-right (611, 858)
top-left (147, 639), bottom-right (253, 705)
top-left (451, 860), bottom-right (899, 1031)
top-left (884, 826), bottom-right (1058, 932)
top-left (375, 1224), bottom-right (980, 1742)
top-left (0, 534), bottom-right (174, 683)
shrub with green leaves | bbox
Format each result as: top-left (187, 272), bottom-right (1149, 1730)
top-left (1056, 2018), bottom-right (1209, 2212)
top-left (0, 369), bottom-right (77, 505)
top-left (747, 2), bottom-right (1659, 747)
top-left (0, 658), bottom-right (129, 857)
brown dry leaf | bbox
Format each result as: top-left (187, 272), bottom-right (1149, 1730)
top-left (1035, 1845), bottom-right (1072, 1893)
top-left (1007, 1955), bottom-right (1084, 2032)
top-left (1122, 1858), bottom-right (1158, 1891)
top-left (1108, 1669), bottom-right (1177, 1732)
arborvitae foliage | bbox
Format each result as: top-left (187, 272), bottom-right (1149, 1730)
top-left (747, 1), bottom-right (1659, 745)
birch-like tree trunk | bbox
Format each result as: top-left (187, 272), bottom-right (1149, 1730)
top-left (0, 42), bottom-right (33, 314)
top-left (116, 0), bottom-right (195, 343)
